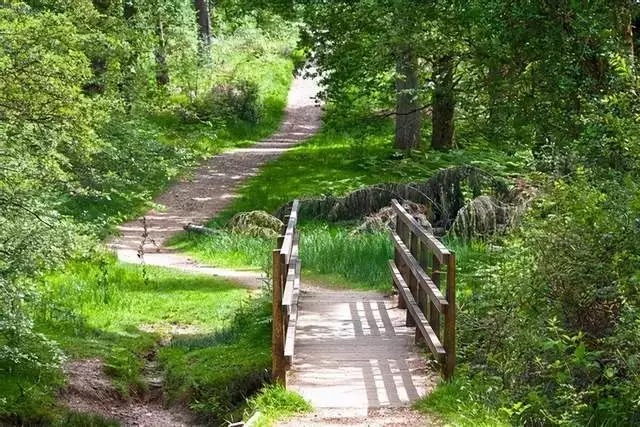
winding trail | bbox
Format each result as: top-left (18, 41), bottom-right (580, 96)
top-left (107, 74), bottom-right (321, 286)
top-left (103, 73), bottom-right (437, 426)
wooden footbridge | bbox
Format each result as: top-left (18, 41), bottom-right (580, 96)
top-left (271, 199), bottom-right (456, 413)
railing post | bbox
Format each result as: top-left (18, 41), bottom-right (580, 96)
top-left (430, 254), bottom-right (441, 343)
top-left (414, 240), bottom-right (428, 344)
top-left (406, 230), bottom-right (419, 327)
top-left (394, 217), bottom-right (406, 310)
top-left (272, 248), bottom-right (286, 386)
top-left (443, 253), bottom-right (456, 380)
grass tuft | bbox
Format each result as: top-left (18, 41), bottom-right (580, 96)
top-left (246, 384), bottom-right (312, 426)
top-left (414, 370), bottom-right (509, 427)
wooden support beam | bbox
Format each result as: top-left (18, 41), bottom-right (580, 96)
top-left (430, 254), bottom-right (441, 344)
top-left (272, 249), bottom-right (286, 386)
top-left (389, 260), bottom-right (446, 357)
top-left (389, 229), bottom-right (448, 312)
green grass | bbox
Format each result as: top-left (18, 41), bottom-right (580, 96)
top-left (172, 222), bottom-right (395, 290)
top-left (40, 259), bottom-right (248, 391)
top-left (414, 372), bottom-right (509, 427)
top-left (246, 385), bottom-right (312, 426)
top-left (168, 109), bottom-right (530, 289)
top-left (159, 293), bottom-right (274, 425)
top-left (189, 114), bottom-right (530, 227)
top-left (1, 257), bottom-right (254, 424)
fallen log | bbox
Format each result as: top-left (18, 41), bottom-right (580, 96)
top-left (183, 223), bottom-right (217, 235)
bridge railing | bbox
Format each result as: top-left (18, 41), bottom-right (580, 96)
top-left (387, 199), bottom-right (456, 379)
top-left (272, 199), bottom-right (301, 386)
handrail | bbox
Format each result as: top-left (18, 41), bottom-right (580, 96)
top-left (389, 199), bottom-right (456, 380)
top-left (391, 199), bottom-right (451, 262)
top-left (272, 200), bottom-right (301, 387)
top-left (388, 228), bottom-right (448, 311)
top-left (279, 199), bottom-right (299, 260)
top-left (389, 260), bottom-right (446, 357)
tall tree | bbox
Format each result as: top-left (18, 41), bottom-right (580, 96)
top-left (431, 55), bottom-right (455, 150)
top-left (194, 0), bottom-right (212, 48)
top-left (395, 47), bottom-right (422, 150)
top-left (301, 0), bottom-right (437, 151)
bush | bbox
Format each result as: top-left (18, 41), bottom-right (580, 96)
top-left (182, 79), bottom-right (264, 125)
top-left (425, 174), bottom-right (640, 425)
top-left (246, 384), bottom-right (312, 425)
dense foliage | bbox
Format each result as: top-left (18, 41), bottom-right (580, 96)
top-left (2, 0), bottom-right (640, 425)
top-left (1, 0), bottom-right (296, 422)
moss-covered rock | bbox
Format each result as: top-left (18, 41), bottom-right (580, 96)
top-left (352, 201), bottom-right (433, 235)
top-left (226, 211), bottom-right (283, 238)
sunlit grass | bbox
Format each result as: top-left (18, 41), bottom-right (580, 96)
top-left (246, 385), bottom-right (312, 426)
top-left (36, 259), bottom-right (248, 395)
top-left (414, 371), bottom-right (509, 427)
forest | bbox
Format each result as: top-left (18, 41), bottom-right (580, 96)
top-left (1, 0), bottom-right (639, 426)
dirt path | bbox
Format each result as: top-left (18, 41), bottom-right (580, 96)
top-left (107, 73), bottom-right (321, 287)
top-left (281, 285), bottom-right (439, 426)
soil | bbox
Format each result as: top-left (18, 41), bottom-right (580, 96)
top-left (60, 358), bottom-right (198, 427)
top-left (277, 408), bottom-right (438, 426)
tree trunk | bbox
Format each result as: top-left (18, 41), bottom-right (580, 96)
top-left (394, 48), bottom-right (422, 151)
top-left (194, 0), bottom-right (212, 51)
top-left (623, 8), bottom-right (635, 67)
top-left (155, 19), bottom-right (169, 86)
top-left (122, 0), bottom-right (137, 112)
top-left (431, 55), bottom-right (455, 150)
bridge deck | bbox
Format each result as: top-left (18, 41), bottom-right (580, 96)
top-left (287, 285), bottom-right (437, 417)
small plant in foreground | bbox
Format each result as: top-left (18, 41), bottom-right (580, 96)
top-left (246, 384), bottom-right (312, 426)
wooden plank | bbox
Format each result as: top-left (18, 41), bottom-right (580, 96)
top-left (272, 249), bottom-right (286, 386)
top-left (282, 257), bottom-right (298, 307)
top-left (389, 229), bottom-right (448, 312)
top-left (282, 252), bottom-right (302, 307)
top-left (284, 303), bottom-right (298, 357)
top-left (280, 199), bottom-right (300, 259)
top-left (391, 199), bottom-right (451, 263)
top-left (389, 260), bottom-right (446, 357)
top-left (444, 253), bottom-right (456, 380)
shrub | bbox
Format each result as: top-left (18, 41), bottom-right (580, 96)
top-left (182, 79), bottom-right (264, 125)
top-left (429, 174), bottom-right (640, 425)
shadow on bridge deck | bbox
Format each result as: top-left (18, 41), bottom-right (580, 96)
top-left (287, 286), bottom-right (438, 417)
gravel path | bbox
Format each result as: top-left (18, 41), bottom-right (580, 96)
top-left (107, 74), bottom-right (321, 287)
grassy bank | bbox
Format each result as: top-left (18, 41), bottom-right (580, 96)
top-left (2, 259), bottom-right (249, 423)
